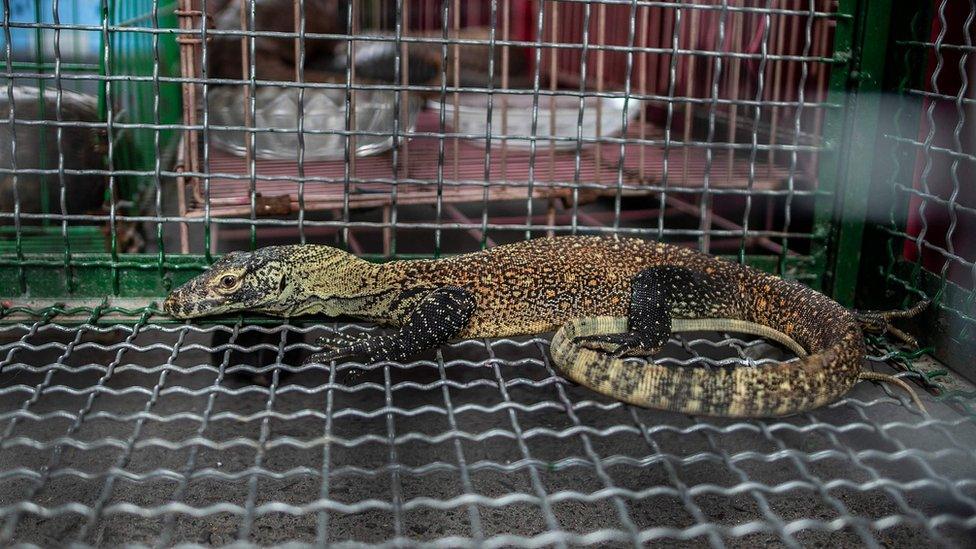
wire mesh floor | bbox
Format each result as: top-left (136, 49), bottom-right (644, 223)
top-left (1, 319), bottom-right (975, 547)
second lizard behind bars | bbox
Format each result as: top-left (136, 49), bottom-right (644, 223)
top-left (163, 236), bottom-right (923, 417)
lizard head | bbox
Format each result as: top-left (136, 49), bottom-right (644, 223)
top-left (162, 245), bottom-right (355, 318)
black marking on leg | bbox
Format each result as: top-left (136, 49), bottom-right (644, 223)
top-left (305, 286), bottom-right (475, 364)
top-left (574, 266), bottom-right (731, 358)
top-left (315, 331), bottom-right (369, 350)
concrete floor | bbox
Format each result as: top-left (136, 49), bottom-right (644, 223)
top-left (1, 320), bottom-right (974, 547)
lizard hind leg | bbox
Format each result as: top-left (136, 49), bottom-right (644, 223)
top-left (854, 299), bottom-right (929, 347)
top-left (573, 266), bottom-right (725, 358)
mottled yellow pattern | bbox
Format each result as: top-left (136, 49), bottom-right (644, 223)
top-left (164, 236), bottom-right (865, 417)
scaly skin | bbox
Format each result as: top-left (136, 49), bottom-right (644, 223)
top-left (163, 236), bottom-right (867, 417)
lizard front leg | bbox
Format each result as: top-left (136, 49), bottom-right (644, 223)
top-left (305, 286), bottom-right (476, 364)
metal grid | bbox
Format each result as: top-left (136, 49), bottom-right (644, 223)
top-left (0, 0), bottom-right (847, 290)
top-left (864, 0), bottom-right (976, 379)
top-left (1, 314), bottom-right (974, 547)
top-left (163, 0), bottom-right (841, 261)
top-left (1, 1), bottom-right (976, 547)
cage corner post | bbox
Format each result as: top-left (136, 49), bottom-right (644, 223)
top-left (812, 0), bottom-right (895, 306)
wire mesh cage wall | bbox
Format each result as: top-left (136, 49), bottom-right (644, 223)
top-left (856, 0), bottom-right (976, 384)
top-left (1, 0), bottom-right (976, 547)
top-left (171, 0), bottom-right (839, 272)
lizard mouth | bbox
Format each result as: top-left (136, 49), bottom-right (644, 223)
top-left (163, 294), bottom-right (195, 318)
top-left (163, 284), bottom-right (216, 318)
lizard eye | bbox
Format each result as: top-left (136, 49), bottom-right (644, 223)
top-left (218, 274), bottom-right (238, 290)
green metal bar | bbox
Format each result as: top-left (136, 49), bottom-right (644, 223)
top-left (0, 252), bottom-right (816, 300)
top-left (7, 61), bottom-right (101, 71)
top-left (114, 0), bottom-right (177, 27)
top-left (808, 0), bottom-right (857, 293)
top-left (814, 0), bottom-right (894, 306)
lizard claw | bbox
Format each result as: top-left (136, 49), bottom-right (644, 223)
top-left (304, 349), bottom-right (353, 365)
top-left (305, 331), bottom-right (368, 364)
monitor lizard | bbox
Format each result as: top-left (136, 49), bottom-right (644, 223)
top-left (163, 236), bottom-right (925, 417)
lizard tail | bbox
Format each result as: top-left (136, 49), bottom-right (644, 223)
top-left (549, 274), bottom-right (867, 418)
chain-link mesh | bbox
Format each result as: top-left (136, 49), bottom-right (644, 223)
top-left (0, 315), bottom-right (974, 547)
top-left (866, 0), bottom-right (976, 380)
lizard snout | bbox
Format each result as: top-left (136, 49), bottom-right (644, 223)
top-left (162, 287), bottom-right (196, 318)
top-left (162, 294), bottom-right (181, 317)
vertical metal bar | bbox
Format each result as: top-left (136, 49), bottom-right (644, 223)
top-left (238, 325), bottom-right (286, 541)
top-left (32, 0), bottom-right (49, 227)
top-left (699, 0), bottom-right (729, 253)
top-left (778, 0), bottom-right (814, 276)
top-left (295, 0), bottom-right (306, 244)
top-left (152, 0), bottom-right (165, 279)
top-left (934, 3), bottom-right (973, 329)
top-left (242, 0), bottom-right (257, 250)
top-left (53, 0), bottom-right (73, 293)
top-left (176, 0), bottom-right (193, 254)
top-left (725, 5), bottom-right (741, 187)
top-left (434, 349), bottom-right (485, 541)
top-left (680, 7), bottom-right (699, 189)
top-left (434, 0), bottom-right (450, 256)
top-left (102, 0), bottom-right (118, 294)
top-left (156, 323), bottom-right (240, 546)
top-left (908, 0), bottom-right (949, 297)
top-left (342, 0), bottom-right (357, 248)
top-left (451, 0), bottom-right (460, 188)
top-left (767, 3), bottom-right (787, 176)
top-left (546, 0), bottom-right (559, 238)
top-left (390, 0), bottom-right (404, 256)
top-left (400, 0), bottom-right (410, 179)
top-left (570, 0), bottom-right (592, 235)
top-left (3, 0), bottom-right (25, 293)
top-left (636, 3), bottom-right (648, 186)
top-left (611, 0), bottom-right (638, 232)
top-left (808, 0), bottom-right (832, 171)
top-left (594, 1), bottom-right (605, 189)
top-left (816, 0), bottom-right (893, 304)
top-left (314, 324), bottom-right (338, 545)
top-left (383, 361), bottom-right (404, 537)
top-left (481, 0), bottom-right (498, 249)
top-left (500, 0), bottom-right (510, 185)
top-left (739, 1), bottom-right (773, 264)
top-left (524, 0), bottom-right (545, 241)
top-left (657, 4), bottom-right (682, 240)
top-left (201, 0), bottom-right (213, 262)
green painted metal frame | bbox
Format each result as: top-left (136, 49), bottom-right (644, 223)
top-left (0, 253), bottom-right (817, 302)
top-left (813, 0), bottom-right (895, 306)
